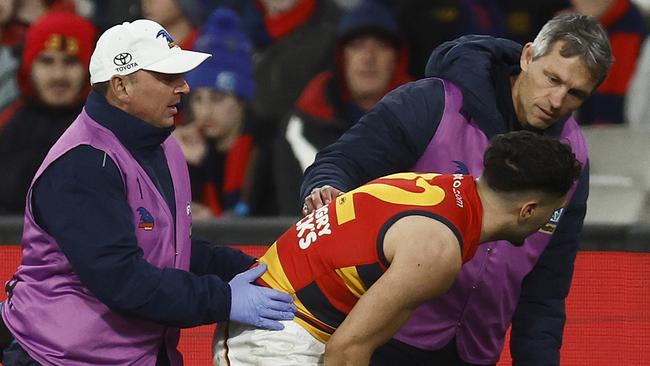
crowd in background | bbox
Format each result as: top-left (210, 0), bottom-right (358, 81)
top-left (0, 0), bottom-right (649, 218)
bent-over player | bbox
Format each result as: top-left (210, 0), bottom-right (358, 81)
top-left (213, 130), bottom-right (581, 366)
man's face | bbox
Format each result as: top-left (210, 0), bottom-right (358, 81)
top-left (123, 70), bottom-right (189, 128)
top-left (344, 35), bottom-right (397, 104)
top-left (31, 49), bottom-right (86, 107)
top-left (513, 40), bottom-right (597, 130)
top-left (140, 0), bottom-right (184, 26)
top-left (189, 87), bottom-right (244, 139)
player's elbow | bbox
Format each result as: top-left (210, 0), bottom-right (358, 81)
top-left (324, 336), bottom-right (372, 365)
top-left (324, 337), bottom-right (349, 359)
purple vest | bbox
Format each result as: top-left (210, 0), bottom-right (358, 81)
top-left (394, 80), bottom-right (588, 363)
top-left (2, 109), bottom-right (193, 365)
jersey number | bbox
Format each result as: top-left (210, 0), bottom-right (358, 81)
top-left (335, 173), bottom-right (445, 225)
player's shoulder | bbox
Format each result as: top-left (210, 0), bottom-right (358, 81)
top-left (383, 213), bottom-right (461, 264)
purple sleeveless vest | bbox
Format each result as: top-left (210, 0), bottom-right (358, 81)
top-left (2, 109), bottom-right (193, 365)
top-left (394, 80), bottom-right (588, 363)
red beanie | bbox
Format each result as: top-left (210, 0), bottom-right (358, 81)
top-left (18, 11), bottom-right (97, 96)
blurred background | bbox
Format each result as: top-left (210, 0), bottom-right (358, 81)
top-left (0, 0), bottom-right (649, 365)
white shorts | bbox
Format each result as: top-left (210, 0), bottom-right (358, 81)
top-left (213, 320), bottom-right (325, 366)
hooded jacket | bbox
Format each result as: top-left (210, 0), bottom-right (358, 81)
top-left (301, 35), bottom-right (589, 365)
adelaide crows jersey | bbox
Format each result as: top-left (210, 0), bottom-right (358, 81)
top-left (257, 173), bottom-right (483, 342)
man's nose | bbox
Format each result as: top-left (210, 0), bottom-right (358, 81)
top-left (51, 61), bottom-right (69, 78)
top-left (549, 88), bottom-right (567, 109)
top-left (176, 78), bottom-right (190, 94)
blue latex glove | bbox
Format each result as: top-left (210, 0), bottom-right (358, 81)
top-left (229, 263), bottom-right (296, 330)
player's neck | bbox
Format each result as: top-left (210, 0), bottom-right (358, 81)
top-left (475, 179), bottom-right (511, 243)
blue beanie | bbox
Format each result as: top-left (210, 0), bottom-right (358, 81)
top-left (337, 1), bottom-right (402, 46)
top-left (185, 9), bottom-right (255, 101)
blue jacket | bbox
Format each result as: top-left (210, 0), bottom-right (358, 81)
top-left (301, 35), bottom-right (589, 365)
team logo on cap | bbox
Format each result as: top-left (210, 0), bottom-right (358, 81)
top-left (156, 29), bottom-right (177, 48)
top-left (113, 52), bottom-right (133, 66)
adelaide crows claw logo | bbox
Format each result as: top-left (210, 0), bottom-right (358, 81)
top-left (156, 29), bottom-right (177, 48)
top-left (453, 161), bottom-right (470, 175)
top-left (137, 207), bottom-right (155, 231)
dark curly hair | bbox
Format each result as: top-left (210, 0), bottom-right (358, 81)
top-left (483, 131), bottom-right (582, 197)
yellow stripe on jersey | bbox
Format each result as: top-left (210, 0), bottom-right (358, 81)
top-left (335, 266), bottom-right (367, 299)
top-left (335, 193), bottom-right (356, 225)
top-left (258, 243), bottom-right (295, 294)
top-left (336, 173), bottom-right (446, 226)
top-left (259, 243), bottom-right (329, 342)
top-left (294, 312), bottom-right (334, 343)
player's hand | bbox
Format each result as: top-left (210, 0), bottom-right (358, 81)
top-left (228, 264), bottom-right (297, 330)
top-left (302, 185), bottom-right (344, 215)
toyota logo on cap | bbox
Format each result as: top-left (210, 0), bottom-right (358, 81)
top-left (113, 53), bottom-right (133, 66)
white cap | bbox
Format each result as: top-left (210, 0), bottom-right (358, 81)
top-left (89, 19), bottom-right (211, 84)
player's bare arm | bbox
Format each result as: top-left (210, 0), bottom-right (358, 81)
top-left (323, 215), bottom-right (462, 366)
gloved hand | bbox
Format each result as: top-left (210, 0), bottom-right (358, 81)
top-left (229, 263), bottom-right (296, 330)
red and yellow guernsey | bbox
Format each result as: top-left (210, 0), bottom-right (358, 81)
top-left (257, 173), bottom-right (483, 342)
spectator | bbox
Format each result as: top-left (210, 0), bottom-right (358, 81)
top-left (0, 0), bottom-right (78, 117)
top-left (301, 14), bottom-right (612, 365)
top-left (222, 0), bottom-right (342, 215)
top-left (174, 9), bottom-right (256, 218)
top-left (272, 0), bottom-right (412, 215)
top-left (571, 0), bottom-right (647, 125)
top-left (247, 0), bottom-right (341, 129)
top-left (0, 11), bottom-right (96, 214)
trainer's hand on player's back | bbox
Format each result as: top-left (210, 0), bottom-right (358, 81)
top-left (229, 264), bottom-right (296, 330)
top-left (303, 185), bottom-right (344, 215)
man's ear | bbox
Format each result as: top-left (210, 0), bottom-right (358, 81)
top-left (518, 200), bottom-right (538, 221)
top-left (520, 42), bottom-right (534, 72)
top-left (109, 75), bottom-right (130, 103)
